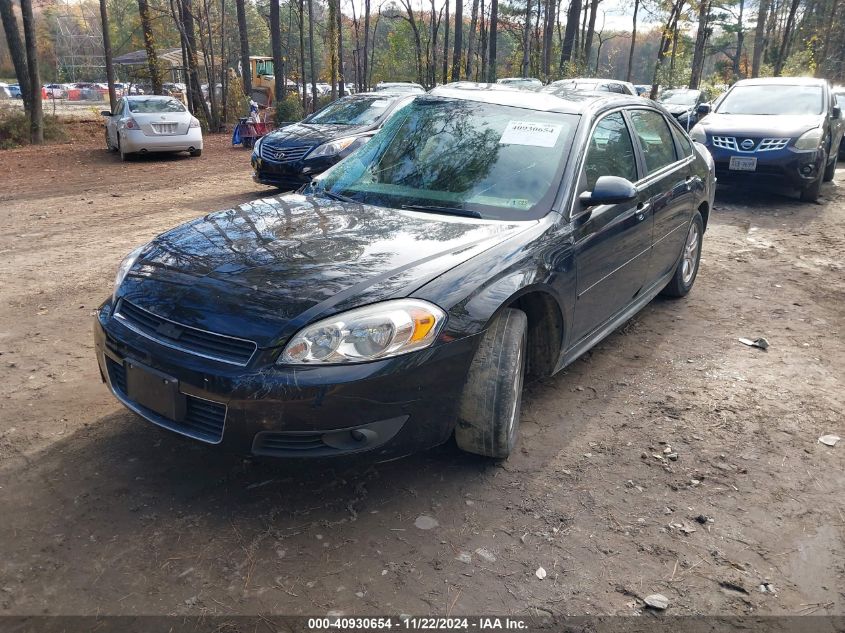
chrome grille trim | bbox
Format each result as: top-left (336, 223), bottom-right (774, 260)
top-left (114, 300), bottom-right (257, 367)
top-left (710, 136), bottom-right (790, 152)
top-left (259, 143), bottom-right (313, 162)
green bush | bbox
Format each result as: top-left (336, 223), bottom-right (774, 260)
top-left (0, 105), bottom-right (67, 149)
top-left (275, 93), bottom-right (304, 124)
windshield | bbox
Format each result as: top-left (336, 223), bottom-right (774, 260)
top-left (305, 96), bottom-right (395, 125)
top-left (716, 84), bottom-right (823, 115)
top-left (128, 98), bottom-right (186, 113)
top-left (316, 97), bottom-right (578, 221)
top-left (660, 90), bottom-right (700, 106)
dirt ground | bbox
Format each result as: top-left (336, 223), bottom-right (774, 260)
top-left (0, 125), bottom-right (843, 618)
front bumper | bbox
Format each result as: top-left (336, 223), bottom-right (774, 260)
top-left (94, 300), bottom-right (478, 459)
top-left (706, 143), bottom-right (824, 189)
top-left (251, 152), bottom-right (338, 190)
top-left (121, 128), bottom-right (203, 153)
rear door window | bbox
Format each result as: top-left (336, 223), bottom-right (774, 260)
top-left (628, 109), bottom-right (678, 174)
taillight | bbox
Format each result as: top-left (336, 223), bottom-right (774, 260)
top-left (125, 118), bottom-right (139, 129)
top-left (189, 117), bottom-right (200, 129)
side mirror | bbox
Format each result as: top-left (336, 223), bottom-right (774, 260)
top-left (100, 110), bottom-right (112, 117)
top-left (697, 103), bottom-right (711, 115)
top-left (579, 176), bottom-right (638, 208)
top-left (832, 105), bottom-right (841, 119)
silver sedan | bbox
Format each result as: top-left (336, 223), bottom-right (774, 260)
top-left (102, 95), bottom-right (203, 161)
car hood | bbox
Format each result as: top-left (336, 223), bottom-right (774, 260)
top-left (262, 122), bottom-right (371, 147)
top-left (661, 103), bottom-right (695, 115)
top-left (118, 194), bottom-right (530, 347)
top-left (699, 112), bottom-right (824, 138)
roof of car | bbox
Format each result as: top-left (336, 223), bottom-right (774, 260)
top-left (430, 82), bottom-right (643, 114)
top-left (733, 76), bottom-right (827, 87)
top-left (125, 94), bottom-right (179, 99)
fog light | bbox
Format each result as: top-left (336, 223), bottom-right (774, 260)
top-left (801, 164), bottom-right (814, 175)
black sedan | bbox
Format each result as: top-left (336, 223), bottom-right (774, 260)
top-left (95, 84), bottom-right (715, 460)
top-left (690, 77), bottom-right (842, 202)
top-left (252, 92), bottom-right (415, 190)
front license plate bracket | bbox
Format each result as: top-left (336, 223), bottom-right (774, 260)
top-left (125, 360), bottom-right (185, 421)
top-left (729, 156), bottom-right (757, 171)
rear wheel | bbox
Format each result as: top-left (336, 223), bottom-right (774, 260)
top-left (455, 308), bottom-right (527, 459)
top-left (118, 137), bottom-right (132, 162)
top-left (661, 211), bottom-right (703, 298)
top-left (189, 148), bottom-right (202, 157)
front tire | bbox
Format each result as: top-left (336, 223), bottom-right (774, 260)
top-left (800, 171), bottom-right (823, 202)
top-left (455, 308), bottom-right (528, 459)
top-left (823, 151), bottom-right (837, 182)
top-left (661, 211), bottom-right (703, 298)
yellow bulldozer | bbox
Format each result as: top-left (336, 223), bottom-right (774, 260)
top-left (248, 56), bottom-right (276, 107)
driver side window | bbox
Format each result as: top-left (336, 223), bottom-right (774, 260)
top-left (584, 112), bottom-right (638, 190)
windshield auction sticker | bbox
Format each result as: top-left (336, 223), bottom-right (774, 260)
top-left (499, 121), bottom-right (562, 147)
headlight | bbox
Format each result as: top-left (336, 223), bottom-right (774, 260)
top-left (279, 299), bottom-right (446, 365)
top-left (113, 244), bottom-right (146, 303)
top-left (689, 124), bottom-right (706, 144)
top-left (794, 127), bottom-right (823, 150)
top-left (307, 135), bottom-right (369, 160)
top-left (253, 135), bottom-right (264, 154)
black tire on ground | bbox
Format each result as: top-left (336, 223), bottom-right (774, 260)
top-left (800, 171), bottom-right (823, 202)
top-left (455, 308), bottom-right (528, 459)
top-left (661, 211), bottom-right (704, 298)
top-left (824, 151), bottom-right (837, 182)
top-left (190, 148), bottom-right (202, 157)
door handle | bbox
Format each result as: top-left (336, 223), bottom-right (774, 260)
top-left (636, 201), bottom-right (650, 221)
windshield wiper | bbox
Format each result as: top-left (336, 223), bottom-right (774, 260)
top-left (317, 189), bottom-right (357, 203)
top-left (400, 204), bottom-right (482, 219)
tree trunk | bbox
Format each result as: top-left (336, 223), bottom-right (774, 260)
top-left (299, 0), bottom-right (306, 111)
top-left (487, 0), bottom-right (498, 81)
top-left (625, 0), bottom-right (639, 82)
top-left (522, 0), bottom-right (532, 76)
top-left (137, 0), bottom-right (163, 94)
top-left (270, 0), bottom-right (284, 106)
top-left (466, 0), bottom-right (479, 78)
top-left (329, 0), bottom-right (338, 99)
top-left (20, 0), bottom-right (41, 143)
top-left (560, 0), bottom-right (582, 70)
top-left (369, 8), bottom-right (379, 87)
top-left (751, 0), bottom-right (768, 76)
top-left (235, 0), bottom-right (251, 96)
top-left (583, 0), bottom-right (599, 71)
top-left (180, 0), bottom-right (211, 123)
top-left (98, 0), bottom-right (117, 111)
top-left (452, 0), bottom-right (463, 80)
top-left (442, 0), bottom-right (450, 84)
top-left (542, 0), bottom-right (556, 78)
top-left (1, 0), bottom-right (32, 113)
top-left (773, 0), bottom-right (800, 75)
top-left (337, 0), bottom-right (346, 97)
top-left (733, 0), bottom-right (745, 78)
top-left (480, 0), bottom-right (487, 80)
top-left (363, 0), bottom-right (371, 90)
top-left (307, 0), bottom-right (317, 111)
top-left (689, 0), bottom-right (709, 88)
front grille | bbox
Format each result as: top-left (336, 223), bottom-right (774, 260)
top-left (106, 357), bottom-right (226, 443)
top-left (115, 300), bottom-right (257, 366)
top-left (711, 136), bottom-right (790, 152)
top-left (260, 143), bottom-right (313, 163)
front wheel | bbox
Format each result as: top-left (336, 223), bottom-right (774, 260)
top-left (455, 308), bottom-right (528, 459)
top-left (800, 171), bottom-right (823, 202)
top-left (661, 211), bottom-right (703, 298)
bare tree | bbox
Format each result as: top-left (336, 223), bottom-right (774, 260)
top-left (541, 0), bottom-right (556, 78)
top-left (137, 0), bottom-right (163, 93)
top-left (487, 0), bottom-right (498, 81)
top-left (442, 0), bottom-right (450, 84)
top-left (733, 0), bottom-right (745, 78)
top-left (0, 0), bottom-right (31, 113)
top-left (363, 0), bottom-right (371, 90)
top-left (773, 0), bottom-right (800, 75)
top-left (522, 0), bottom-right (532, 76)
top-left (465, 0), bottom-right (479, 78)
top-left (452, 0), bottom-right (463, 80)
top-left (561, 0), bottom-right (582, 70)
top-left (625, 0), bottom-right (639, 82)
top-left (98, 0), bottom-right (117, 111)
top-left (338, 0), bottom-right (345, 95)
top-left (20, 0), bottom-right (41, 143)
top-left (235, 0), bottom-right (251, 96)
top-left (689, 0), bottom-right (710, 88)
top-left (271, 0), bottom-right (284, 104)
top-left (307, 0), bottom-right (318, 110)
